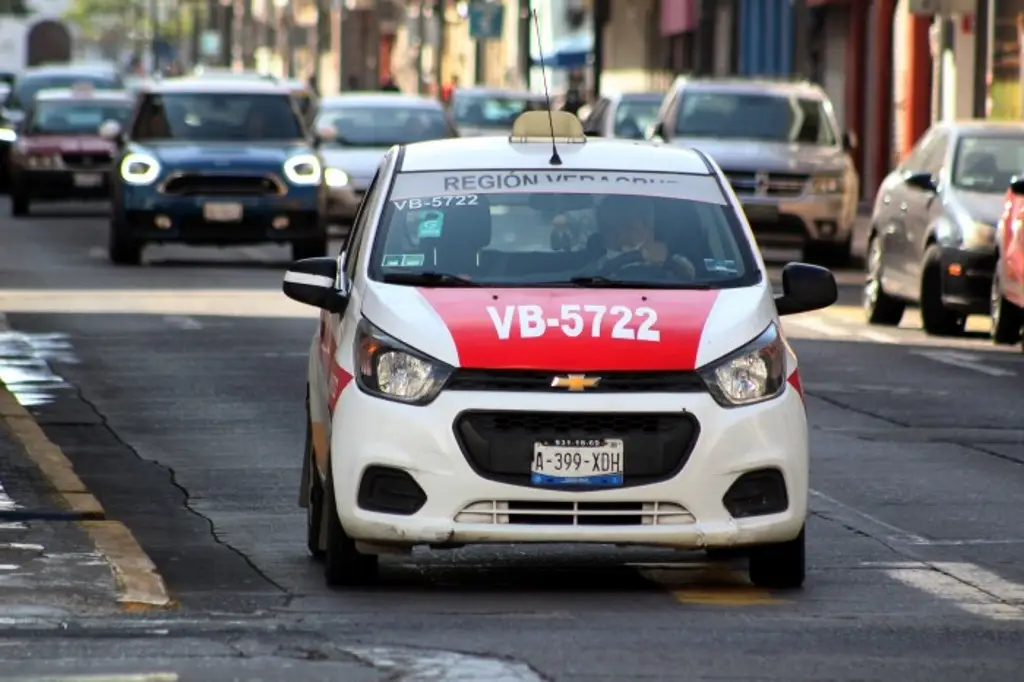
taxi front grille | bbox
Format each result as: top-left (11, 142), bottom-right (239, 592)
top-left (160, 173), bottom-right (285, 196)
top-left (454, 500), bottom-right (695, 526)
top-left (445, 369), bottom-right (706, 393)
top-left (62, 152), bottom-right (111, 169)
top-left (724, 170), bottom-right (808, 197)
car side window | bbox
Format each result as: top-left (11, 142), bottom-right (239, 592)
top-left (343, 167), bottom-right (383, 283)
top-left (921, 132), bottom-right (949, 176)
top-left (901, 129), bottom-right (937, 171)
top-left (583, 99), bottom-right (608, 135)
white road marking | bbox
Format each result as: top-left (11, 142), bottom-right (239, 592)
top-left (904, 539), bottom-right (1024, 546)
top-left (882, 562), bottom-right (1024, 621)
top-left (931, 562), bottom-right (1024, 603)
top-left (346, 646), bottom-right (546, 681)
top-left (912, 349), bottom-right (1016, 377)
top-left (856, 329), bottom-right (898, 344)
top-left (786, 316), bottom-right (843, 338)
top-left (809, 489), bottom-right (930, 544)
top-left (162, 315), bottom-right (202, 330)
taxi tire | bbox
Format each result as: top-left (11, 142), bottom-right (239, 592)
top-left (304, 413), bottom-right (326, 561)
top-left (323, 463), bottom-right (379, 587)
top-left (990, 267), bottom-right (1022, 345)
top-left (748, 526), bottom-right (805, 589)
top-left (920, 245), bottom-right (966, 336)
top-left (10, 193), bottom-right (27, 217)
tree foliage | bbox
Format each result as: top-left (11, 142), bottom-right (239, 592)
top-left (62, 0), bottom-right (137, 40)
top-left (0, 0), bottom-right (33, 17)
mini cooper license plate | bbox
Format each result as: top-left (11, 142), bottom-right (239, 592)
top-left (531, 438), bottom-right (624, 486)
top-left (73, 173), bottom-right (103, 187)
top-left (203, 202), bottom-right (243, 222)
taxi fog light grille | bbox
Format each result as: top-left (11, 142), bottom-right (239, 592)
top-left (722, 468), bottom-right (788, 519)
top-left (454, 500), bottom-right (694, 526)
top-left (356, 465), bottom-right (426, 516)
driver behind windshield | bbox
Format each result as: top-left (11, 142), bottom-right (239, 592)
top-left (578, 195), bottom-right (695, 279)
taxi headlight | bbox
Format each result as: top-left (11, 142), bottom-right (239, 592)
top-left (961, 220), bottom-right (996, 250)
top-left (698, 323), bottom-right (786, 407)
top-left (283, 153), bottom-right (322, 185)
top-left (810, 174), bottom-right (843, 194)
top-left (120, 152), bottom-right (161, 185)
top-left (324, 167), bottom-right (349, 188)
top-left (354, 320), bottom-right (453, 405)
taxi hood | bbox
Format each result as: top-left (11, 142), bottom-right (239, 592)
top-left (360, 282), bottom-right (776, 371)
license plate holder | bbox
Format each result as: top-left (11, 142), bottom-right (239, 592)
top-left (203, 202), bottom-right (243, 222)
top-left (531, 438), bottom-right (624, 487)
top-left (73, 172), bottom-right (103, 188)
top-left (742, 203), bottom-right (779, 222)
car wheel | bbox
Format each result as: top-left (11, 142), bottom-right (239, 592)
top-left (292, 238), bottom-right (328, 261)
top-left (304, 405), bottom-right (325, 560)
top-left (10, 193), bottom-right (28, 217)
top-left (323, 461), bottom-right (379, 587)
top-left (863, 235), bottom-right (905, 326)
top-left (108, 216), bottom-right (143, 266)
top-left (920, 245), bottom-right (966, 336)
top-left (748, 526), bottom-right (805, 589)
top-left (990, 266), bottom-right (1022, 345)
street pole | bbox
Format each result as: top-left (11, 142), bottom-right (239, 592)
top-left (150, 0), bottom-right (159, 71)
top-left (435, 0), bottom-right (445, 97)
top-left (417, 0), bottom-right (426, 93)
top-left (519, 0), bottom-right (529, 89)
top-left (338, 0), bottom-right (347, 90)
top-left (791, 0), bottom-right (809, 78)
top-left (592, 0), bottom-right (607, 100)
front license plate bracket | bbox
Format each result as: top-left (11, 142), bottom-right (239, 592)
top-left (530, 438), bottom-right (624, 487)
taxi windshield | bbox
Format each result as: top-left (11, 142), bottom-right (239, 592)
top-left (316, 106), bottom-right (452, 147)
top-left (368, 169), bottom-right (759, 289)
top-left (27, 100), bottom-right (132, 134)
top-left (452, 94), bottom-right (544, 128)
top-left (130, 92), bottom-right (304, 142)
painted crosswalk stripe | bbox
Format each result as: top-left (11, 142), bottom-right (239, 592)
top-left (882, 562), bottom-right (1024, 621)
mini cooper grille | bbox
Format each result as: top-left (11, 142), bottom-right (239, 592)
top-left (160, 174), bottom-right (283, 196)
top-left (723, 170), bottom-right (808, 197)
top-left (62, 152), bottom-right (111, 168)
top-left (454, 500), bottom-right (695, 526)
top-left (446, 369), bottom-right (706, 393)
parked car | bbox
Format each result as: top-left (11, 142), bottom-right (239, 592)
top-left (991, 176), bottom-right (1024, 348)
top-left (647, 77), bottom-right (859, 265)
top-left (8, 85), bottom-right (135, 216)
top-left (101, 77), bottom-right (329, 265)
top-left (581, 92), bottom-right (663, 139)
top-left (316, 92), bottom-right (457, 234)
top-left (864, 121), bottom-right (1024, 336)
top-left (448, 87), bottom-right (548, 136)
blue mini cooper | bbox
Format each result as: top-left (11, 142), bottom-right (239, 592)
top-left (100, 78), bottom-right (330, 265)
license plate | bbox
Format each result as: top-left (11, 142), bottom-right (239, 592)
top-left (73, 173), bottom-right (102, 187)
top-left (531, 438), bottom-right (624, 486)
top-left (203, 202), bottom-right (243, 222)
top-left (742, 203), bottom-right (779, 222)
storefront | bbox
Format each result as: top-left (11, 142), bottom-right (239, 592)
top-left (660, 0), bottom-right (698, 73)
top-left (736, 0), bottom-right (794, 75)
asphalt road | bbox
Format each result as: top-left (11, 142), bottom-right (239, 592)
top-left (0, 201), bottom-right (1023, 681)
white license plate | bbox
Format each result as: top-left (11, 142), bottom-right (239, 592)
top-left (531, 438), bottom-right (624, 486)
top-left (73, 173), bottom-right (103, 187)
top-left (203, 202), bottom-right (243, 222)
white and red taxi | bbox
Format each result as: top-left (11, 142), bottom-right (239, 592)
top-left (282, 111), bottom-right (837, 589)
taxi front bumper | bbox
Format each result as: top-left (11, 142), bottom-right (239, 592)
top-left (329, 385), bottom-right (808, 550)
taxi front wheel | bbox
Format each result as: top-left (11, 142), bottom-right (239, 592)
top-left (10, 193), bottom-right (27, 217)
top-left (748, 526), bottom-right (805, 589)
top-left (323, 462), bottom-right (379, 587)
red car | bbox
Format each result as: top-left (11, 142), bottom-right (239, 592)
top-left (8, 85), bottom-right (134, 216)
top-left (991, 177), bottom-right (1024, 350)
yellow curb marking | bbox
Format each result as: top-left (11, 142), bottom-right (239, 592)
top-left (634, 562), bottom-right (785, 606)
top-left (0, 381), bottom-right (173, 611)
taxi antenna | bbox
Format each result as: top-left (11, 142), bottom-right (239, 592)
top-left (531, 9), bottom-right (562, 166)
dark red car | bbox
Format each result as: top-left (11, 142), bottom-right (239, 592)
top-left (8, 85), bottom-right (134, 216)
top-left (991, 177), bottom-right (1024, 350)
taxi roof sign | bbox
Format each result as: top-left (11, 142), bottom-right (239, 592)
top-left (510, 111), bottom-right (586, 143)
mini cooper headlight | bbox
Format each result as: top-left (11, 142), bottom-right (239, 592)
top-left (283, 153), bottom-right (322, 185)
top-left (324, 167), bottom-right (349, 188)
top-left (354, 319), bottom-right (453, 405)
top-left (698, 323), bottom-right (786, 407)
top-left (120, 152), bottom-right (161, 185)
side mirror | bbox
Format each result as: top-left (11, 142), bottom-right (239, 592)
top-left (314, 122), bottom-right (337, 146)
top-left (903, 170), bottom-right (937, 193)
top-left (774, 262), bottom-right (838, 316)
top-left (842, 131), bottom-right (858, 152)
top-left (98, 120), bottom-right (122, 141)
top-left (282, 256), bottom-right (349, 314)
top-left (1011, 177), bottom-right (1024, 196)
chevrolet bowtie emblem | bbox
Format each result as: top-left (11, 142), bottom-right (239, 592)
top-left (551, 374), bottom-right (601, 391)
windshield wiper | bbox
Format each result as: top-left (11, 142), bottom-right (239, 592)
top-left (565, 276), bottom-right (712, 289)
top-left (382, 271), bottom-right (481, 287)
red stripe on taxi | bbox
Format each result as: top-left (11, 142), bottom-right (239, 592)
top-left (787, 368), bottom-right (803, 399)
top-left (417, 288), bottom-right (720, 371)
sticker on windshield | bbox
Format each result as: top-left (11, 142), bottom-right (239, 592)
top-left (417, 211), bottom-right (445, 238)
top-left (382, 253), bottom-right (425, 267)
top-left (704, 258), bottom-right (738, 274)
top-left (392, 195), bottom-right (479, 210)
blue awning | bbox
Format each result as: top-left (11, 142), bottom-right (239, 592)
top-left (531, 32), bottom-right (593, 69)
